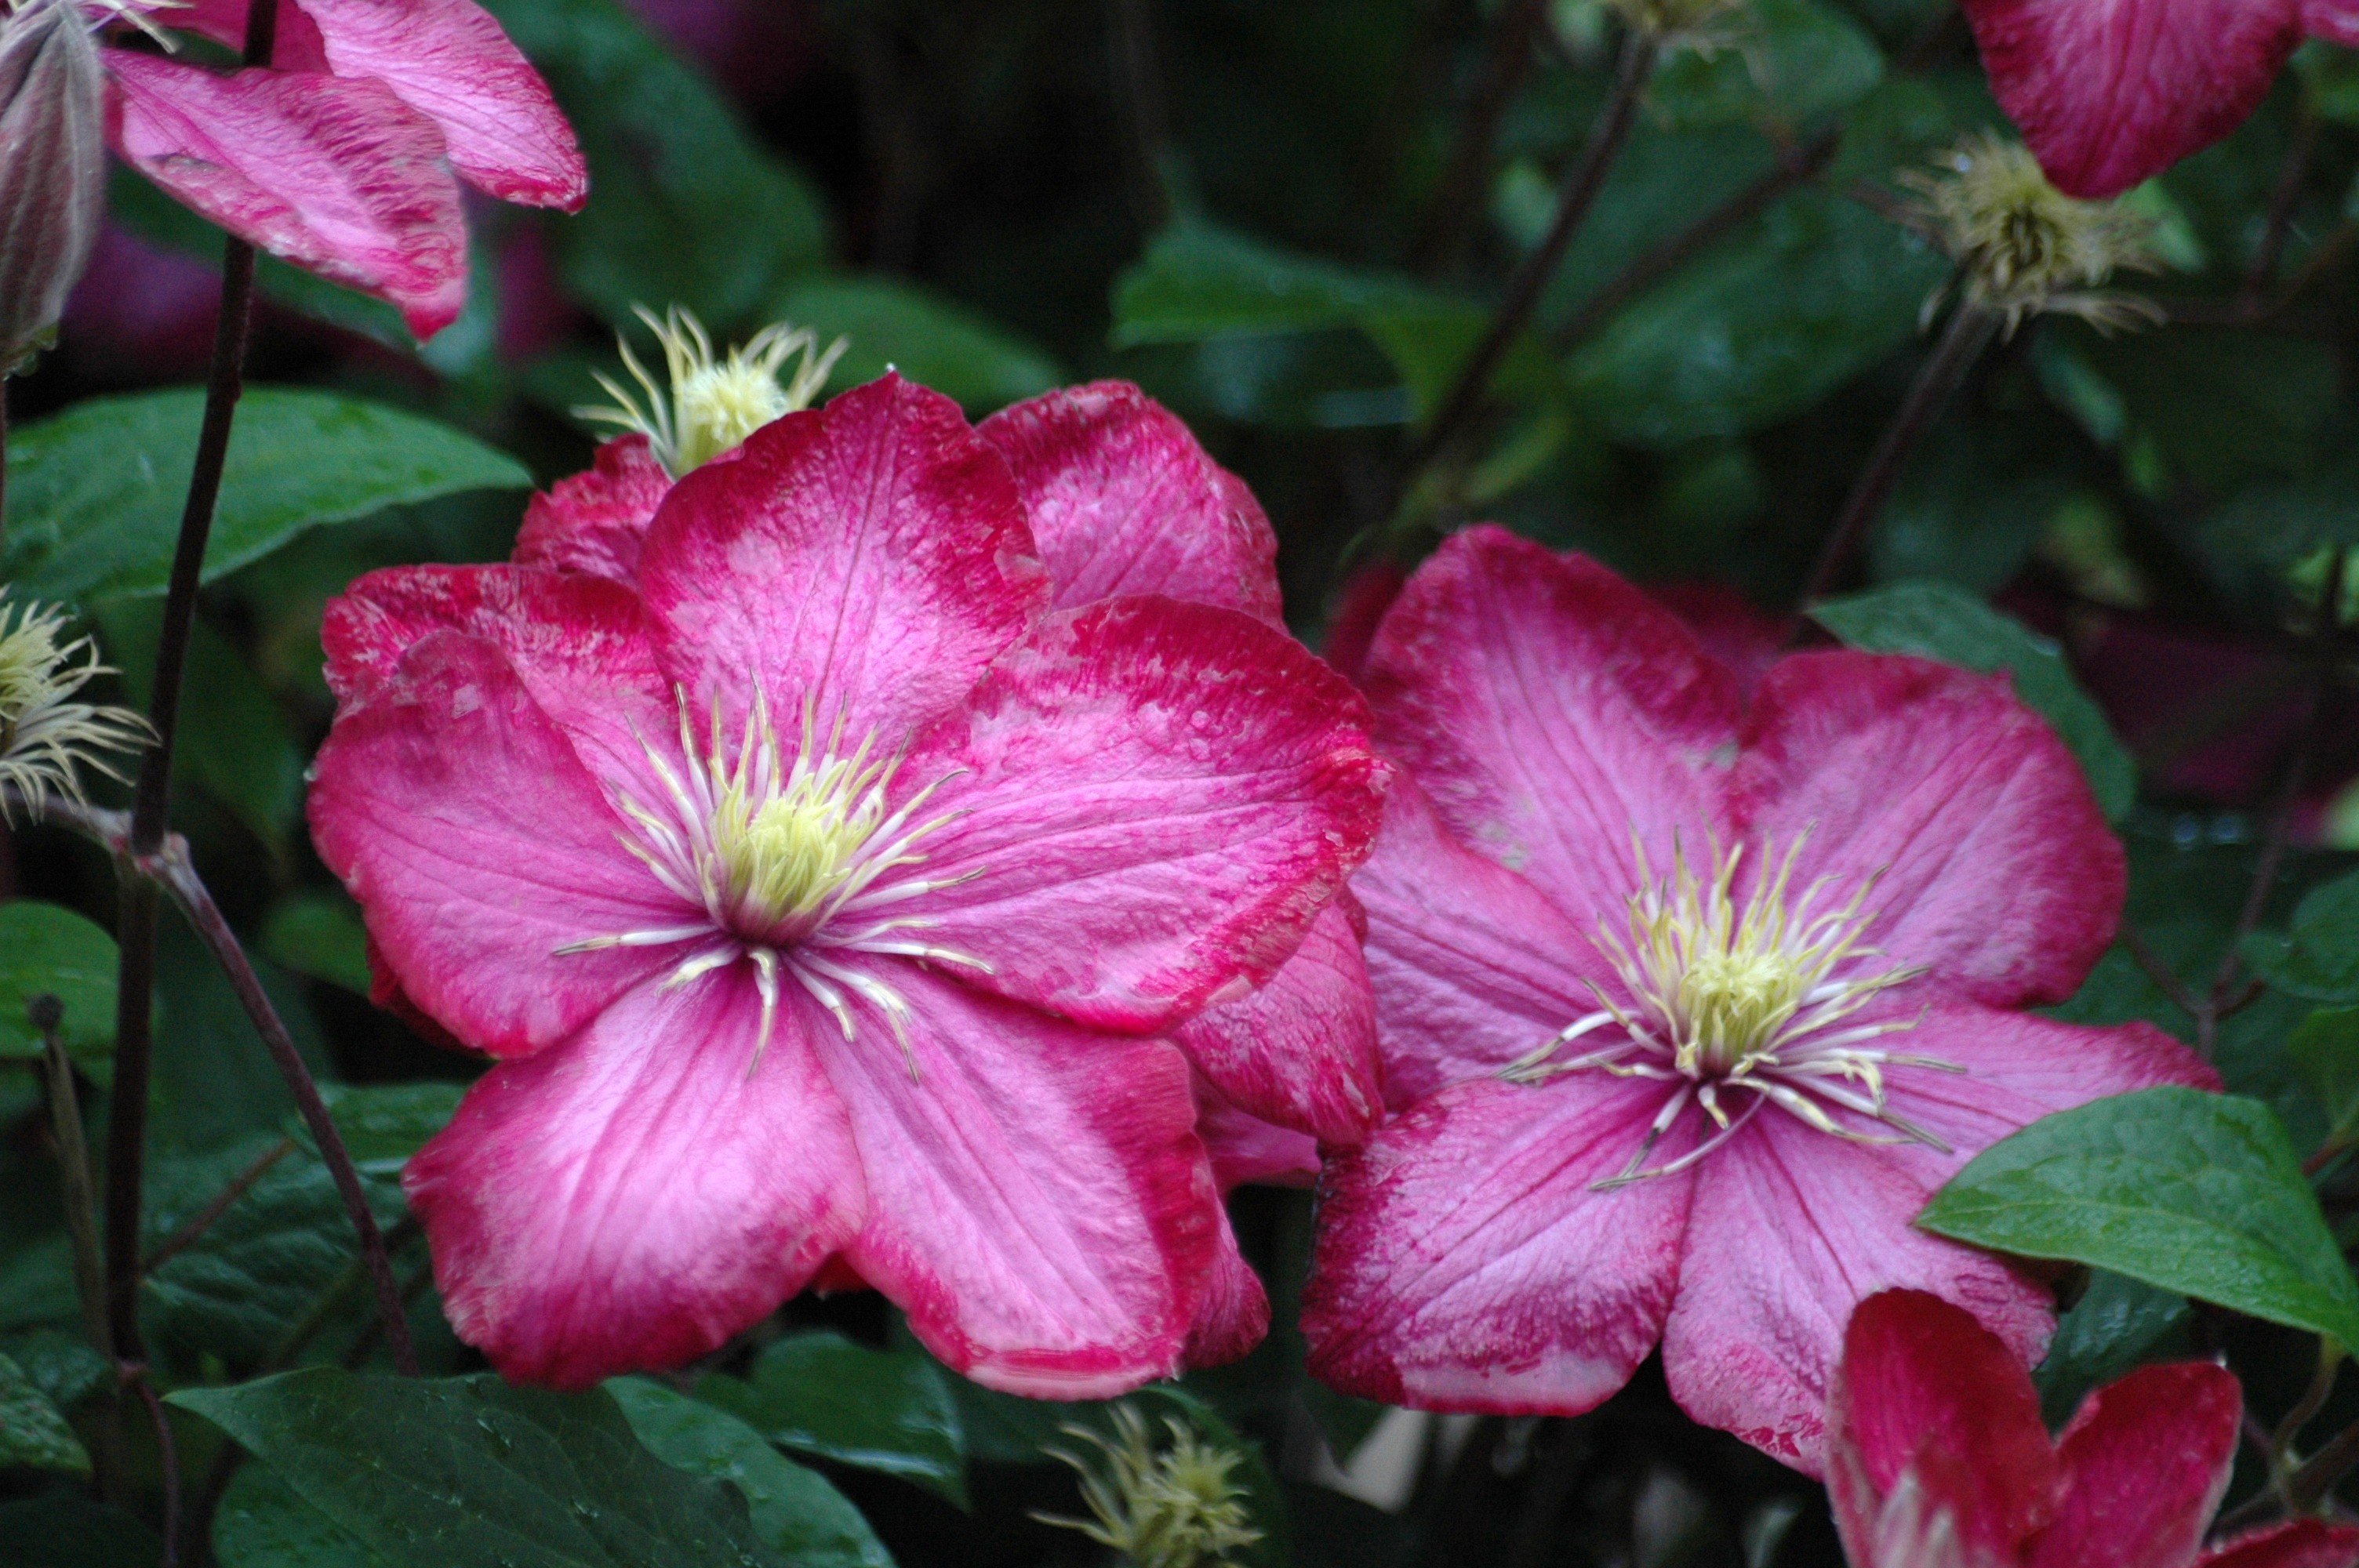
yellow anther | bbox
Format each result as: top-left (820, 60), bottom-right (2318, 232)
top-left (578, 304), bottom-right (847, 477)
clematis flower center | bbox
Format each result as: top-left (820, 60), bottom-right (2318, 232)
top-left (1507, 833), bottom-right (1956, 1187)
top-left (577, 304), bottom-right (847, 477)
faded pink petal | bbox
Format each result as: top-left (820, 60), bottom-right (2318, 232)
top-left (1303, 1076), bottom-right (1692, 1413)
top-left (1354, 777), bottom-right (1611, 1107)
top-left (902, 597), bottom-right (1388, 1032)
top-left (1735, 651), bottom-right (2124, 1010)
top-left (405, 969), bottom-right (864, 1388)
top-left (977, 381), bottom-right (1284, 626)
top-left (2202, 1523), bottom-right (2359, 1568)
top-left (1361, 525), bottom-right (1738, 927)
top-left (1197, 1086), bottom-right (1321, 1189)
top-left (636, 374), bottom-right (1049, 747)
top-left (2028, 1363), bottom-right (2237, 1568)
top-left (511, 434), bottom-right (673, 583)
top-left (1184, 1204), bottom-right (1271, 1368)
top-left (105, 53), bottom-right (467, 336)
top-left (307, 632), bottom-right (692, 1055)
top-left (819, 960), bottom-right (1216, 1397)
top-left (1172, 901), bottom-right (1381, 1145)
top-left (1959, 0), bottom-right (2303, 198)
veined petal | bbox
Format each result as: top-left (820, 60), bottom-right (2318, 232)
top-left (308, 630), bottom-right (691, 1055)
top-left (1303, 1076), bottom-right (1692, 1414)
top-left (820, 960), bottom-right (1219, 1397)
top-left (2028, 1362), bottom-right (2237, 1568)
top-left (1172, 901), bottom-right (1382, 1145)
top-left (511, 434), bottom-right (674, 583)
top-left (104, 54), bottom-right (467, 336)
top-left (902, 597), bottom-right (1388, 1032)
top-left (1734, 651), bottom-right (2125, 1010)
top-left (637, 374), bottom-right (1049, 748)
top-left (1362, 525), bottom-right (1739, 931)
top-left (405, 968), bottom-right (864, 1387)
top-left (977, 381), bottom-right (1285, 626)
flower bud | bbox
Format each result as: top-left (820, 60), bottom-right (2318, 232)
top-left (1035, 1404), bottom-right (1263, 1568)
top-left (0, 0), bottom-right (105, 374)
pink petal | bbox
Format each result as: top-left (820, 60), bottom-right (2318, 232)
top-left (2028, 1362), bottom-right (2237, 1568)
top-left (1959, 0), bottom-right (2302, 198)
top-left (1826, 1290), bottom-right (2060, 1566)
top-left (307, 631), bottom-right (691, 1056)
top-left (2201, 1522), bottom-right (2359, 1568)
top-left (1172, 901), bottom-right (1382, 1145)
top-left (1197, 1085), bottom-right (1321, 1189)
top-left (1322, 561), bottom-right (1406, 685)
top-left (511, 434), bottom-right (674, 583)
top-left (1354, 777), bottom-right (1612, 1108)
top-left (105, 54), bottom-right (467, 336)
top-left (820, 960), bottom-right (1219, 1397)
top-left (1734, 651), bottom-right (2125, 1010)
top-left (1649, 581), bottom-right (1784, 699)
top-left (635, 374), bottom-right (1049, 748)
top-left (1661, 1109), bottom-right (2055, 1476)
top-left (900, 597), bottom-right (1389, 1033)
top-left (976, 381), bottom-right (1285, 626)
top-left (1362, 525), bottom-right (1738, 928)
top-left (2308, 0), bottom-right (2359, 45)
top-left (405, 968), bottom-right (864, 1387)
top-left (1184, 1203), bottom-right (1272, 1368)
top-left (1301, 1076), bottom-right (1692, 1413)
top-left (165, 0), bottom-right (333, 69)
top-left (320, 562), bottom-right (671, 790)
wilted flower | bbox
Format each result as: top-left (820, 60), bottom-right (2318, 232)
top-left (578, 306), bottom-right (847, 479)
top-left (1038, 1404), bottom-right (1263, 1568)
top-left (0, 593), bottom-right (149, 821)
top-left (0, 0), bottom-right (104, 372)
top-left (1299, 527), bottom-right (2212, 1472)
top-left (1902, 136), bottom-right (2164, 334)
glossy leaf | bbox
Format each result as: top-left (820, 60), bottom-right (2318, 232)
top-left (2032, 1271), bottom-right (2191, 1428)
top-left (0, 1351), bottom-right (89, 1475)
top-left (260, 892), bottom-right (376, 997)
top-left (1648, 0), bottom-right (1883, 132)
top-left (2292, 1007), bottom-right (2359, 1146)
top-left (780, 277), bottom-right (1061, 414)
top-left (2243, 870), bottom-right (2359, 1004)
top-left (0, 900), bottom-right (116, 1068)
top-left (213, 1462), bottom-right (388, 1568)
top-left (693, 1331), bottom-right (967, 1505)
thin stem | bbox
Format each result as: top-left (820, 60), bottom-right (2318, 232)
top-left (1405, 27), bottom-right (1659, 475)
top-left (1795, 301), bottom-right (1998, 615)
top-left (134, 1375), bottom-right (181, 1568)
top-left (2273, 1340), bottom-right (2346, 1504)
top-left (143, 1136), bottom-right (293, 1273)
top-left (104, 0), bottom-right (277, 1377)
top-left (2119, 920), bottom-right (2204, 1020)
top-left (1110, 0), bottom-right (1174, 230)
top-left (2223, 1411), bottom-right (2359, 1533)
top-left (1409, 0), bottom-right (1551, 274)
top-left (36, 999), bottom-right (111, 1364)
top-left (2244, 110), bottom-right (2317, 312)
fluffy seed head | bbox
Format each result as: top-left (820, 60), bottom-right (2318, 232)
top-left (0, 593), bottom-right (151, 821)
top-left (1037, 1405), bottom-right (1264, 1568)
top-left (0, 0), bottom-right (105, 373)
top-left (578, 304), bottom-right (848, 477)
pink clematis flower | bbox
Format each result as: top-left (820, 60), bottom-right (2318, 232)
top-left (311, 373), bottom-right (1387, 1392)
top-left (98, 0), bottom-right (584, 336)
top-left (1830, 1289), bottom-right (2359, 1568)
top-left (1961, 0), bottom-right (2359, 198)
top-left (1299, 526), bottom-right (2213, 1472)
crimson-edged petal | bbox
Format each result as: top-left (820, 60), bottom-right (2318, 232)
top-left (816, 960), bottom-right (1218, 1397)
top-left (977, 380), bottom-right (1284, 626)
top-left (105, 53), bottom-right (467, 336)
top-left (1959, 0), bottom-right (2303, 198)
top-left (2202, 1522), bottom-right (2359, 1568)
top-left (636, 374), bottom-right (1049, 748)
top-left (511, 434), bottom-right (672, 583)
top-left (308, 631), bottom-right (689, 1055)
top-left (1733, 650), bottom-right (2125, 1010)
top-left (1826, 1290), bottom-right (2060, 1566)
top-left (1185, 1204), bottom-right (1272, 1368)
top-left (405, 967), bottom-right (865, 1388)
top-left (1172, 901), bottom-right (1381, 1145)
top-left (899, 597), bottom-right (1387, 1033)
top-left (2028, 1362), bottom-right (2238, 1568)
top-left (1303, 1076), bottom-right (1692, 1413)
top-left (1361, 525), bottom-right (1739, 929)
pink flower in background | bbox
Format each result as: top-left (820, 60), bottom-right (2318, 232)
top-left (311, 374), bottom-right (1387, 1392)
top-left (1961, 0), bottom-right (2359, 198)
top-left (1300, 526), bottom-right (2212, 1472)
top-left (1830, 1290), bottom-right (2359, 1568)
top-left (99, 0), bottom-right (584, 335)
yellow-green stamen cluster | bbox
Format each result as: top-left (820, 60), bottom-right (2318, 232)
top-left (1037, 1405), bottom-right (1264, 1568)
top-left (0, 593), bottom-right (148, 822)
top-left (1902, 135), bottom-right (2164, 334)
top-left (578, 304), bottom-right (847, 477)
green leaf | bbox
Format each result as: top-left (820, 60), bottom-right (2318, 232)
top-left (260, 892), bottom-right (375, 997)
top-left (2, 390), bottom-right (530, 603)
top-left (1649, 0), bottom-right (1883, 131)
top-left (608, 1378), bottom-right (894, 1568)
top-left (1809, 580), bottom-right (2139, 819)
top-left (98, 605), bottom-right (302, 855)
top-left (776, 278), bottom-right (1063, 415)
top-left (1919, 1087), bottom-right (2359, 1347)
top-left (213, 1462), bottom-right (390, 1568)
top-left (2033, 1271), bottom-right (2191, 1428)
top-left (2243, 870), bottom-right (2359, 1004)
top-left (0, 1494), bottom-right (162, 1568)
top-left (2292, 1007), bottom-right (2359, 1144)
top-left (0, 902), bottom-right (117, 1069)
top-left (172, 1370), bottom-right (792, 1567)
top-left (151, 920), bottom-right (332, 1156)
top-left (0, 1352), bottom-right (89, 1475)
top-left (693, 1331), bottom-right (966, 1505)
top-left (2071, 328), bottom-right (2338, 492)
top-left (300, 1083), bottom-right (465, 1177)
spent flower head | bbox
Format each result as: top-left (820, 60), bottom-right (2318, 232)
top-left (1037, 1405), bottom-right (1263, 1568)
top-left (0, 0), bottom-right (104, 373)
top-left (1902, 134), bottom-right (2165, 335)
top-left (578, 304), bottom-right (849, 478)
top-left (0, 593), bottom-right (150, 822)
